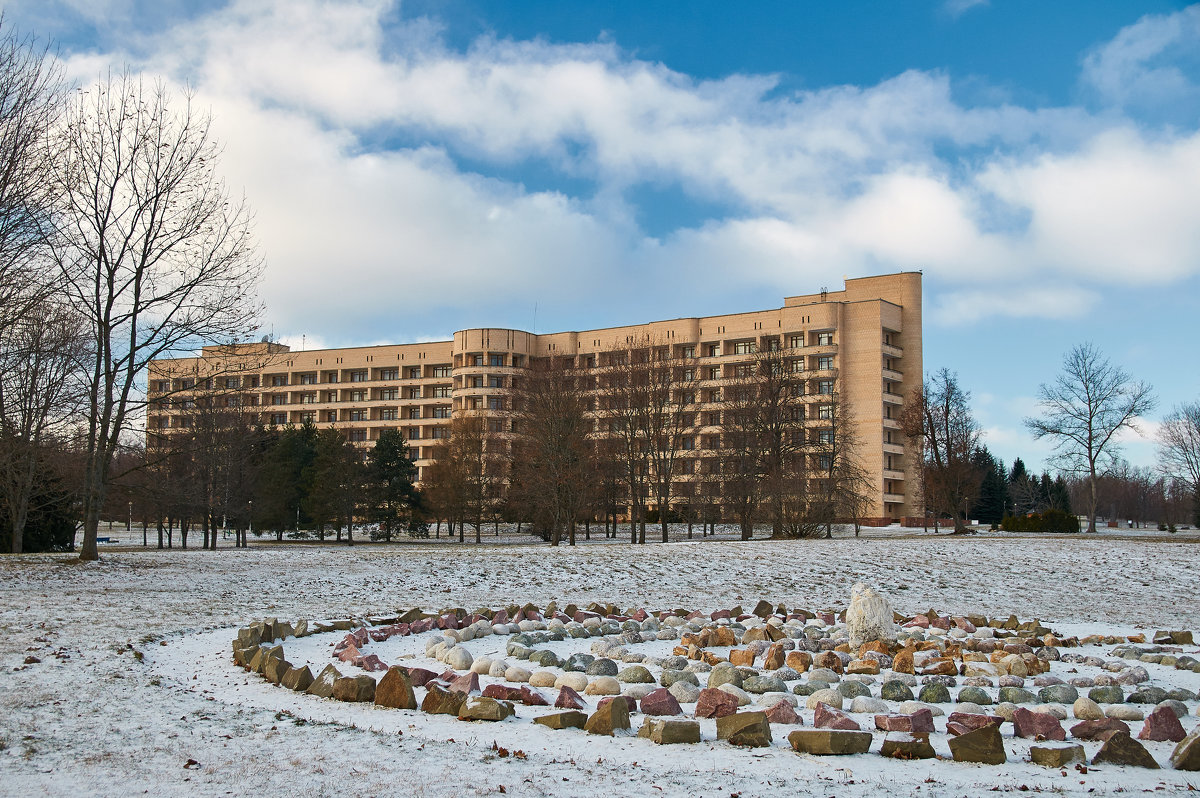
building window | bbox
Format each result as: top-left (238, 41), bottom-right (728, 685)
top-left (324, 410), bottom-right (337, 422)
top-left (487, 396), bottom-right (505, 411)
top-left (817, 332), bottom-right (834, 346)
top-left (488, 354), bottom-right (505, 367)
top-left (300, 411), bottom-right (315, 423)
top-left (488, 376), bottom-right (504, 389)
top-left (732, 341), bottom-right (755, 355)
top-left (224, 376), bottom-right (241, 389)
top-left (512, 354), bottom-right (525, 367)
top-left (818, 356), bottom-right (834, 370)
top-left (705, 344), bottom-right (720, 357)
top-left (408, 407), bottom-right (422, 419)
top-left (764, 337), bottom-right (780, 351)
top-left (488, 419), bottom-right (505, 433)
top-left (818, 404), bottom-right (833, 419)
top-left (431, 427), bottom-right (449, 439)
top-left (271, 394), bottom-right (287, 405)
top-left (407, 387), bottom-right (422, 399)
top-left (379, 388), bottom-right (398, 401)
top-left (349, 409), bottom-right (367, 421)
top-left (298, 373), bottom-right (317, 385)
top-left (349, 390), bottom-right (367, 402)
top-left (432, 406), bottom-right (451, 418)
top-left (300, 392), bottom-right (317, 404)
top-left (348, 429), bottom-right (366, 442)
top-left (407, 367), bottom-right (421, 379)
top-left (380, 368), bottom-right (398, 381)
top-left (406, 427), bottom-right (420, 440)
top-left (349, 369), bottom-right (368, 382)
top-left (432, 386), bottom-right (451, 398)
top-left (732, 364), bottom-right (753, 378)
top-left (270, 375), bottom-right (287, 387)
top-left (269, 413), bottom-right (286, 425)
top-left (788, 334), bottom-right (804, 349)
top-left (819, 429), bottom-right (835, 444)
top-left (818, 380), bottom-right (834, 395)
top-left (323, 371), bottom-right (338, 383)
top-left (432, 365), bottom-right (452, 378)
top-left (469, 354), bottom-right (484, 367)
top-left (681, 345), bottom-right (695, 358)
top-left (682, 369), bottom-right (695, 381)
top-left (681, 437), bottom-right (695, 450)
top-left (818, 455), bottom-right (833, 470)
top-left (706, 366), bottom-right (720, 380)
top-left (246, 376), bottom-right (259, 388)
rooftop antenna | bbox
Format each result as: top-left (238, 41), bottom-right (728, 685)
top-left (821, 287), bottom-right (828, 302)
top-left (532, 302), bottom-right (538, 333)
top-left (302, 335), bottom-right (306, 351)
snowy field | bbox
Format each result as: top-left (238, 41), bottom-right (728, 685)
top-left (1, 529), bottom-right (1199, 797)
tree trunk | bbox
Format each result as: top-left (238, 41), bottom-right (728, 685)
top-left (1086, 470), bottom-right (1098, 533)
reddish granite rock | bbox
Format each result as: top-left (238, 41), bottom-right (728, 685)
top-left (359, 654), bottom-right (388, 672)
top-left (335, 644), bottom-right (361, 663)
top-left (482, 684), bottom-right (522, 701)
top-left (1138, 705), bottom-right (1186, 743)
top-left (519, 685), bottom-right (549, 706)
top-left (875, 708), bottom-right (934, 733)
top-left (710, 609), bottom-right (732, 621)
top-left (764, 699), bottom-right (801, 725)
top-left (555, 685), bottom-right (586, 710)
top-left (492, 609), bottom-right (509, 624)
top-left (814, 702), bottom-right (861, 731)
top-left (436, 613), bottom-right (460, 630)
top-left (1012, 707), bottom-right (1066, 741)
top-left (404, 666), bottom-right (438, 687)
top-left (695, 688), bottom-right (739, 719)
top-left (448, 671), bottom-right (480, 695)
top-left (1071, 718), bottom-right (1130, 740)
top-left (906, 615), bottom-right (930, 629)
top-left (368, 628), bottom-right (391, 642)
top-left (640, 688), bottom-right (682, 716)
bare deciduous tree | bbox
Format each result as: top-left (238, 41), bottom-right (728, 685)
top-left (1025, 342), bottom-right (1156, 533)
top-left (1158, 401), bottom-right (1200, 525)
top-left (900, 369), bottom-right (982, 533)
top-left (0, 19), bottom-right (64, 335)
top-left (598, 339), bottom-right (699, 543)
top-left (508, 356), bottom-right (596, 546)
top-left (50, 73), bottom-right (263, 560)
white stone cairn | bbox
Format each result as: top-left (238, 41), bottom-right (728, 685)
top-left (846, 582), bottom-right (895, 649)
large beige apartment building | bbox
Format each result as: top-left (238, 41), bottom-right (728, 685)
top-left (148, 272), bottom-right (922, 523)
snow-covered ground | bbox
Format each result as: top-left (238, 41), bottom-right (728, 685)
top-left (1, 531), bottom-right (1198, 797)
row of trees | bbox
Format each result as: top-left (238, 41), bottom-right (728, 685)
top-left (0, 21), bottom-right (263, 556)
top-left (902, 344), bottom-right (1197, 533)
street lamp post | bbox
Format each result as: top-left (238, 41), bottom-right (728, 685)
top-left (247, 500), bottom-right (253, 548)
top-left (127, 501), bottom-right (132, 532)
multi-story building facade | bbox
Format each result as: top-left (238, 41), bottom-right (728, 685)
top-left (147, 272), bottom-right (921, 522)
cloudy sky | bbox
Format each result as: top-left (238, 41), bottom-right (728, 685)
top-left (6, 0), bottom-right (1199, 472)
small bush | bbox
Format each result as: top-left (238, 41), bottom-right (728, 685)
top-left (1000, 509), bottom-right (1079, 534)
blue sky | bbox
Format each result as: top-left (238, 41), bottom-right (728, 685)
top-left (6, 0), bottom-right (1199, 472)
